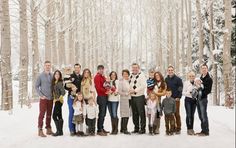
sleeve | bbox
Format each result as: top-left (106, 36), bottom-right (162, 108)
top-left (118, 81), bottom-right (128, 96)
top-left (35, 75), bottom-right (44, 97)
top-left (202, 77), bottom-right (213, 97)
top-left (83, 105), bottom-right (87, 116)
top-left (59, 82), bottom-right (66, 96)
top-left (182, 81), bottom-right (190, 97)
top-left (177, 78), bottom-right (183, 99)
top-left (94, 76), bottom-right (106, 94)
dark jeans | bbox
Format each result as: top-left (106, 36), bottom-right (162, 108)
top-left (197, 98), bottom-right (209, 134)
top-left (52, 101), bottom-right (63, 121)
top-left (108, 101), bottom-right (119, 118)
top-left (184, 97), bottom-right (197, 130)
top-left (86, 118), bottom-right (96, 133)
top-left (97, 96), bottom-right (108, 132)
top-left (131, 95), bottom-right (146, 131)
top-left (38, 99), bottom-right (53, 129)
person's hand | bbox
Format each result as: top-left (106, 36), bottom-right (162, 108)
top-left (72, 87), bottom-right (77, 92)
top-left (129, 89), bottom-right (135, 94)
top-left (40, 96), bottom-right (46, 100)
top-left (176, 98), bottom-right (180, 101)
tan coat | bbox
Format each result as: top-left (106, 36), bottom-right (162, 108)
top-left (118, 79), bottom-right (131, 117)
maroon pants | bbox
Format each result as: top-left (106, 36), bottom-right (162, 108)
top-left (38, 99), bottom-right (53, 129)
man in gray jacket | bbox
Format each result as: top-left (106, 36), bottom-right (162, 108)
top-left (35, 61), bottom-right (53, 137)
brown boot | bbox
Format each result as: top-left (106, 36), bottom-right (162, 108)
top-left (46, 128), bottom-right (54, 135)
top-left (38, 129), bottom-right (47, 137)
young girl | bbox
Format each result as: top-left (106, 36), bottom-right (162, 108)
top-left (146, 92), bottom-right (161, 135)
top-left (83, 97), bottom-right (98, 136)
top-left (73, 92), bottom-right (86, 136)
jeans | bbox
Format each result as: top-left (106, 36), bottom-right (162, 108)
top-left (197, 98), bottom-right (209, 134)
top-left (38, 99), bottom-right (53, 129)
top-left (108, 101), bottom-right (119, 118)
top-left (67, 95), bottom-right (76, 133)
top-left (184, 97), bottom-right (197, 130)
top-left (97, 96), bottom-right (108, 132)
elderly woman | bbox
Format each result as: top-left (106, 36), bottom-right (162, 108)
top-left (182, 71), bottom-right (197, 135)
top-left (118, 69), bottom-right (131, 135)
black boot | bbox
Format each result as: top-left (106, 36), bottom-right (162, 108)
top-left (149, 125), bottom-right (153, 135)
top-left (123, 117), bottom-right (131, 135)
top-left (58, 119), bottom-right (64, 136)
top-left (111, 118), bottom-right (118, 135)
top-left (111, 118), bottom-right (115, 134)
top-left (52, 121), bottom-right (60, 136)
top-left (120, 118), bottom-right (124, 133)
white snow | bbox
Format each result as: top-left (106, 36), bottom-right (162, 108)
top-left (0, 99), bottom-right (235, 148)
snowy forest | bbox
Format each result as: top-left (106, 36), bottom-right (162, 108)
top-left (0, 0), bottom-right (235, 148)
top-left (1, 0), bottom-right (235, 110)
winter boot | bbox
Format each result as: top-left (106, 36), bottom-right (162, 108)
top-left (111, 118), bottom-right (118, 135)
top-left (120, 118), bottom-right (124, 133)
top-left (111, 118), bottom-right (115, 134)
top-left (46, 128), bottom-right (54, 135)
top-left (38, 129), bottom-right (47, 137)
top-left (153, 125), bottom-right (158, 135)
top-left (123, 117), bottom-right (131, 135)
top-left (154, 118), bottom-right (160, 134)
top-left (148, 125), bottom-right (153, 135)
top-left (52, 121), bottom-right (60, 136)
top-left (58, 119), bottom-right (64, 136)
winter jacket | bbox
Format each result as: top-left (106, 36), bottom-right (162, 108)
top-left (118, 78), bottom-right (131, 117)
top-left (165, 75), bottom-right (183, 99)
top-left (183, 80), bottom-right (195, 99)
top-left (64, 72), bottom-right (82, 96)
top-left (83, 104), bottom-right (98, 119)
top-left (53, 81), bottom-right (66, 103)
top-left (161, 97), bottom-right (176, 115)
top-left (94, 73), bottom-right (107, 97)
top-left (200, 73), bottom-right (213, 99)
top-left (35, 72), bottom-right (53, 100)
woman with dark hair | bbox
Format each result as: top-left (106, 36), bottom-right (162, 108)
top-left (107, 71), bottom-right (119, 135)
top-left (153, 71), bottom-right (167, 134)
top-left (51, 70), bottom-right (66, 136)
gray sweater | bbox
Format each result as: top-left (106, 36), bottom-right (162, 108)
top-left (161, 97), bottom-right (176, 115)
top-left (35, 72), bottom-right (53, 100)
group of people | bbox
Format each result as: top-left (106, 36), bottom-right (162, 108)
top-left (35, 61), bottom-right (212, 138)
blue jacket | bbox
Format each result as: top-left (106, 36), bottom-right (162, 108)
top-left (165, 75), bottom-right (183, 99)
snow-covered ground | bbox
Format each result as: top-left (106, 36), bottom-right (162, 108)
top-left (0, 98), bottom-right (235, 148)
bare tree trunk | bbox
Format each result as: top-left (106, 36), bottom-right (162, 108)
top-left (31, 0), bottom-right (39, 100)
top-left (0, 0), bottom-right (13, 110)
top-left (175, 3), bottom-right (180, 73)
top-left (186, 0), bottom-right (192, 69)
top-left (68, 0), bottom-right (75, 65)
top-left (196, 0), bottom-right (204, 65)
top-left (45, 0), bottom-right (52, 61)
top-left (57, 0), bottom-right (65, 69)
top-left (181, 0), bottom-right (185, 74)
top-left (51, 1), bottom-right (57, 70)
top-left (19, 0), bottom-right (29, 107)
top-left (223, 0), bottom-right (233, 102)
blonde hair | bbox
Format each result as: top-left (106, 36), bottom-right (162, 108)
top-left (187, 71), bottom-right (195, 80)
top-left (148, 92), bottom-right (159, 104)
